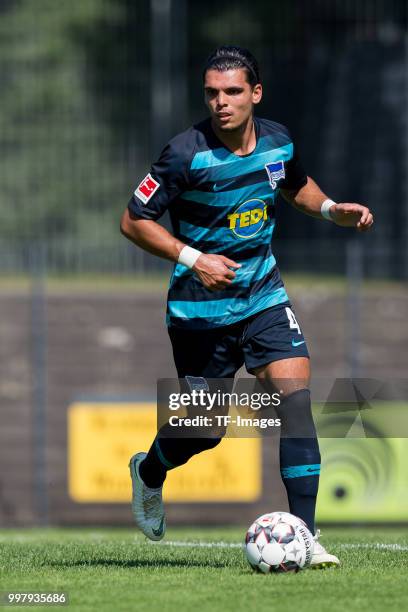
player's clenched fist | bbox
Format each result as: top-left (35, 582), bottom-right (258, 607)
top-left (193, 254), bottom-right (241, 291)
top-left (330, 203), bottom-right (374, 232)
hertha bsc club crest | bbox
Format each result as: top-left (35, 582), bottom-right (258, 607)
top-left (265, 160), bottom-right (285, 190)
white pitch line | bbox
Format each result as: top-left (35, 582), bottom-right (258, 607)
top-left (147, 539), bottom-right (408, 552)
top-left (340, 543), bottom-right (408, 552)
top-left (1, 535), bottom-right (407, 552)
top-left (150, 540), bottom-right (242, 549)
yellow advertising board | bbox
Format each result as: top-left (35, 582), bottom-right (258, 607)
top-left (68, 402), bottom-right (261, 503)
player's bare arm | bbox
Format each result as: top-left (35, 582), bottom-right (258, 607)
top-left (281, 176), bottom-right (374, 231)
top-left (120, 209), bottom-right (240, 291)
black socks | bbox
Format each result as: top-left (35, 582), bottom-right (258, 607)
top-left (139, 422), bottom-right (223, 489)
top-left (275, 389), bottom-right (321, 534)
top-left (139, 387), bottom-right (320, 536)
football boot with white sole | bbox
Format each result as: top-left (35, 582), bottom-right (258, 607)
top-left (309, 530), bottom-right (340, 569)
top-left (129, 452), bottom-right (166, 541)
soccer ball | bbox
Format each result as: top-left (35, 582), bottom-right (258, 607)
top-left (244, 511), bottom-right (314, 573)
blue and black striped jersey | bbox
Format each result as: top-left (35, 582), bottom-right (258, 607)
top-left (128, 117), bottom-right (307, 329)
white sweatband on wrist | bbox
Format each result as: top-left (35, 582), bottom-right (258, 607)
top-left (321, 198), bottom-right (336, 221)
top-left (178, 245), bottom-right (202, 269)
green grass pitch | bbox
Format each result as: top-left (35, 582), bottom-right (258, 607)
top-left (1, 527), bottom-right (407, 612)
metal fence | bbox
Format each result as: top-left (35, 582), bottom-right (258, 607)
top-left (0, 237), bottom-right (404, 281)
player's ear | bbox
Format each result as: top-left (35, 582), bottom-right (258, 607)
top-left (252, 83), bottom-right (262, 105)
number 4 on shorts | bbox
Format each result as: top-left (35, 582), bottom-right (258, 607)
top-left (285, 307), bottom-right (301, 334)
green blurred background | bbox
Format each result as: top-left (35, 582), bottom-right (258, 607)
top-left (0, 0), bottom-right (406, 275)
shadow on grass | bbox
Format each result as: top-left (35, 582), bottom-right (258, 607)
top-left (46, 557), bottom-right (233, 570)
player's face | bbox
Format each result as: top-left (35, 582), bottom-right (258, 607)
top-left (204, 69), bottom-right (262, 132)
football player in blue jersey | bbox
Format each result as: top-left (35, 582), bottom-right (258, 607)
top-left (121, 46), bottom-right (373, 567)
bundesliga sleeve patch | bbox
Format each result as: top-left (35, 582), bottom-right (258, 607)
top-left (134, 173), bottom-right (160, 204)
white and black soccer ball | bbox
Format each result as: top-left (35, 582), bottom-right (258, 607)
top-left (244, 511), bottom-right (314, 573)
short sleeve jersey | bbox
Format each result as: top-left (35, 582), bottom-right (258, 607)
top-left (128, 117), bottom-right (307, 329)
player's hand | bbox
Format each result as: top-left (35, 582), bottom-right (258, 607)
top-left (193, 254), bottom-right (241, 291)
top-left (330, 203), bottom-right (374, 232)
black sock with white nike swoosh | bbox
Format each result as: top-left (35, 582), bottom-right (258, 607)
top-left (275, 389), bottom-right (320, 535)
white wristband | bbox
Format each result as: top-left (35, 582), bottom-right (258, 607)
top-left (178, 245), bottom-right (202, 269)
top-left (321, 198), bottom-right (336, 221)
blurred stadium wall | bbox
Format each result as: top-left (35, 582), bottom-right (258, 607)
top-left (0, 0), bottom-right (407, 526)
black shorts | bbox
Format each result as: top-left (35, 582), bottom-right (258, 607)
top-left (168, 302), bottom-right (309, 378)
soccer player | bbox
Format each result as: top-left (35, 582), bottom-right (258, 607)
top-left (121, 46), bottom-right (373, 568)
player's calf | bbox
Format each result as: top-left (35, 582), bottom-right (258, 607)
top-left (276, 389), bottom-right (321, 534)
